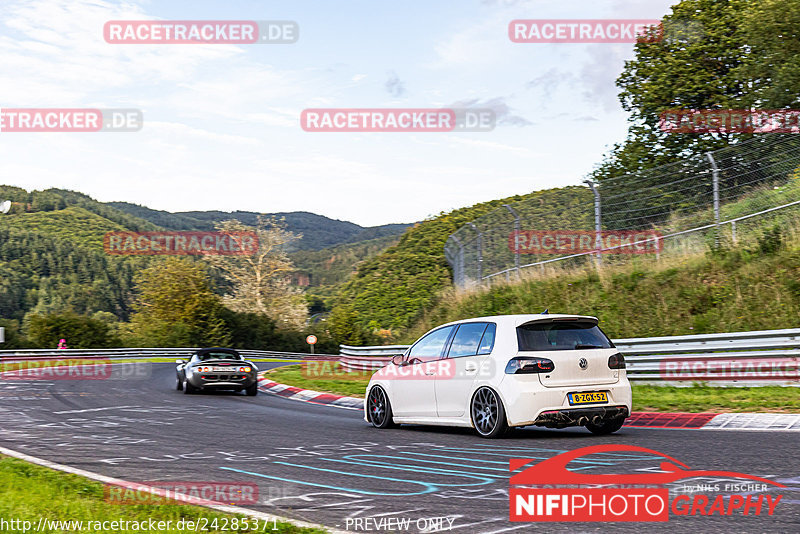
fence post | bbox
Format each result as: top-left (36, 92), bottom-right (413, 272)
top-left (706, 152), bottom-right (721, 248)
top-left (467, 222), bottom-right (483, 282)
top-left (450, 235), bottom-right (465, 287)
top-left (584, 180), bottom-right (602, 265)
top-left (503, 204), bottom-right (521, 276)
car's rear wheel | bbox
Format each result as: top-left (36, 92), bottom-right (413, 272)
top-left (245, 383), bottom-right (258, 396)
top-left (585, 418), bottom-right (625, 435)
top-left (367, 386), bottom-right (395, 428)
top-left (471, 387), bottom-right (508, 438)
top-left (176, 377), bottom-right (183, 390)
top-left (183, 379), bottom-right (196, 394)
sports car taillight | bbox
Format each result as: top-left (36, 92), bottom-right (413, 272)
top-left (200, 366), bottom-right (209, 372)
top-left (240, 366), bottom-right (251, 372)
top-left (505, 357), bottom-right (555, 374)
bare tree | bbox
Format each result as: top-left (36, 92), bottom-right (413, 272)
top-left (205, 217), bottom-right (308, 329)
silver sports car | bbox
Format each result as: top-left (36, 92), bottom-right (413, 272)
top-left (176, 347), bottom-right (259, 396)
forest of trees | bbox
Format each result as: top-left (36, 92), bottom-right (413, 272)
top-left (0, 187), bottom-right (338, 352)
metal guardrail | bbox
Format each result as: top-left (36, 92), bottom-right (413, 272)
top-left (339, 328), bottom-right (800, 385)
top-left (0, 348), bottom-right (338, 364)
top-left (4, 328), bottom-right (797, 386)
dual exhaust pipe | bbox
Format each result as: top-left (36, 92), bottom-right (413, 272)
top-left (576, 415), bottom-right (604, 426)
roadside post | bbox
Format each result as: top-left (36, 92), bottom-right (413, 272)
top-left (306, 334), bottom-right (317, 354)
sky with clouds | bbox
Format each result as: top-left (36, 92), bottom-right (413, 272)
top-left (0, 0), bottom-right (680, 226)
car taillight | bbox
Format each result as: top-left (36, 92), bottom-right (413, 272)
top-left (608, 353), bottom-right (626, 369)
top-left (201, 366), bottom-right (209, 372)
top-left (240, 366), bottom-right (251, 372)
top-left (505, 357), bottom-right (555, 374)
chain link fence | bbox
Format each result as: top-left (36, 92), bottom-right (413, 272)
top-left (446, 133), bottom-right (800, 287)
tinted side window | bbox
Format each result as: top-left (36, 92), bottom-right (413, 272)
top-left (478, 323), bottom-right (496, 355)
top-left (447, 323), bottom-right (488, 358)
top-left (408, 326), bottom-right (456, 360)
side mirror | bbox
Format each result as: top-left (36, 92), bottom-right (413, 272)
top-left (391, 355), bottom-right (405, 366)
top-left (176, 359), bottom-right (187, 364)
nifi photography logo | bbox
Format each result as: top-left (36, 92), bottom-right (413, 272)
top-left (509, 444), bottom-right (784, 522)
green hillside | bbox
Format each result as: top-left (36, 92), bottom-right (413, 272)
top-left (408, 229), bottom-right (800, 342)
top-left (0, 188), bottom-right (163, 326)
top-left (329, 186), bottom-right (590, 343)
top-left (0, 186), bottom-right (157, 232)
top-left (0, 226), bottom-right (144, 323)
top-left (109, 203), bottom-right (411, 251)
top-left (106, 202), bottom-right (211, 231)
top-left (290, 234), bottom-right (401, 291)
top-left (0, 206), bottom-right (128, 251)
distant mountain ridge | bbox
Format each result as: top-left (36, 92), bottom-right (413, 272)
top-left (108, 202), bottom-right (411, 250)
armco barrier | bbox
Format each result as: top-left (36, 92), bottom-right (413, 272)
top-left (0, 348), bottom-right (338, 364)
top-left (339, 328), bottom-right (800, 386)
top-left (4, 328), bottom-right (798, 386)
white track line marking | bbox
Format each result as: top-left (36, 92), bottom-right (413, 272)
top-left (53, 406), bottom-right (139, 414)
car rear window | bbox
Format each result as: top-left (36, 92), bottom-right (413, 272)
top-left (517, 321), bottom-right (614, 351)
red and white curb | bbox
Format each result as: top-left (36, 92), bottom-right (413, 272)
top-left (625, 411), bottom-right (800, 431)
top-left (257, 375), bottom-right (363, 410)
top-left (257, 374), bottom-right (800, 430)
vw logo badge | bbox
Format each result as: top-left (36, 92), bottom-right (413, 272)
top-left (579, 358), bottom-right (588, 370)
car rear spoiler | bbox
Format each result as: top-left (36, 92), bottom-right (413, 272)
top-left (518, 316), bottom-right (599, 327)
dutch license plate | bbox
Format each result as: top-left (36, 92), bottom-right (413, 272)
top-left (568, 391), bottom-right (608, 405)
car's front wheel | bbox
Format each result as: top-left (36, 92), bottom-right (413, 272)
top-left (585, 418), bottom-right (625, 435)
top-left (471, 387), bottom-right (508, 438)
top-left (367, 386), bottom-right (395, 428)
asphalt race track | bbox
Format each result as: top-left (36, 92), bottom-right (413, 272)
top-left (1, 362), bottom-right (798, 533)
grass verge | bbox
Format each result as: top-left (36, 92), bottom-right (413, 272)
top-left (265, 363), bottom-right (800, 413)
top-left (0, 455), bottom-right (325, 533)
top-left (264, 362), bottom-right (371, 398)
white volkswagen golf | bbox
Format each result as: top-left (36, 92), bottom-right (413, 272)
top-left (364, 314), bottom-right (631, 438)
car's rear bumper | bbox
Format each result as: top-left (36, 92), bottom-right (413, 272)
top-left (500, 375), bottom-right (632, 427)
top-left (187, 375), bottom-right (256, 389)
top-left (532, 405), bottom-right (629, 429)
